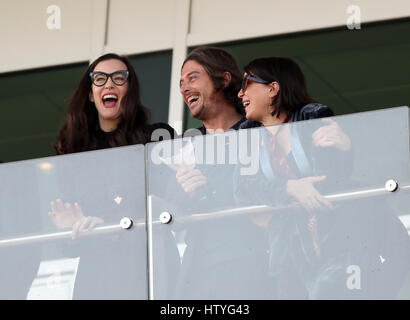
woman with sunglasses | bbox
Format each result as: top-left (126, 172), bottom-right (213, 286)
top-left (235, 57), bottom-right (355, 298)
top-left (235, 57), bottom-right (410, 299)
top-left (237, 57), bottom-right (350, 212)
top-left (48, 53), bottom-right (177, 299)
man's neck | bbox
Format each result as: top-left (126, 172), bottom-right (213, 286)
top-left (201, 101), bottom-right (242, 133)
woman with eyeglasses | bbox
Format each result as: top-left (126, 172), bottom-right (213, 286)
top-left (55, 53), bottom-right (174, 154)
top-left (48, 53), bottom-right (177, 299)
top-left (51, 53), bottom-right (175, 235)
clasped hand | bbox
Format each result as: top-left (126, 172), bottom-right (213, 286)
top-left (312, 118), bottom-right (351, 151)
top-left (176, 165), bottom-right (207, 197)
top-left (286, 176), bottom-right (333, 212)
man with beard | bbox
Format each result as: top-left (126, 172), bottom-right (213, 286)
top-left (153, 47), bottom-right (272, 299)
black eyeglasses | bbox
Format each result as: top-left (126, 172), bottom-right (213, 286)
top-left (89, 70), bottom-right (129, 87)
top-left (241, 74), bottom-right (270, 91)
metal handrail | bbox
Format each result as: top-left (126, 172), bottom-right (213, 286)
top-left (0, 183), bottom-right (408, 248)
top-left (0, 220), bottom-right (146, 248)
top-left (176, 183), bottom-right (410, 223)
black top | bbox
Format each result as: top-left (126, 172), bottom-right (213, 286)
top-left (90, 122), bottom-right (176, 151)
top-left (239, 103), bottom-right (334, 130)
top-left (182, 118), bottom-right (246, 137)
top-left (198, 117), bottom-right (246, 135)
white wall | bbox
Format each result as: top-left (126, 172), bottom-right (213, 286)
top-left (1, 0), bottom-right (409, 73)
top-left (0, 0), bottom-right (96, 73)
top-left (105, 0), bottom-right (176, 55)
top-left (1, 0), bottom-right (409, 130)
top-left (188, 0), bottom-right (410, 45)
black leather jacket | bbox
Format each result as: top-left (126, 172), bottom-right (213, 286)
top-left (239, 103), bottom-right (334, 130)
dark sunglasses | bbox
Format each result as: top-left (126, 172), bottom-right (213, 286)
top-left (89, 70), bottom-right (129, 87)
top-left (241, 74), bottom-right (270, 91)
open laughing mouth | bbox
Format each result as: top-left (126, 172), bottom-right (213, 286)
top-left (186, 94), bottom-right (199, 107)
top-left (102, 93), bottom-right (118, 108)
top-left (243, 100), bottom-right (250, 111)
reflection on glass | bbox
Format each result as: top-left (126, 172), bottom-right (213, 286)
top-left (1, 107), bottom-right (408, 300)
top-left (0, 146), bottom-right (147, 299)
top-left (0, 164), bottom-right (42, 299)
top-left (234, 110), bottom-right (410, 299)
top-left (149, 107), bottom-right (410, 299)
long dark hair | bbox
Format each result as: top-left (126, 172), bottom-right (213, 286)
top-left (244, 57), bottom-right (314, 119)
top-left (183, 47), bottom-right (244, 115)
top-left (55, 53), bottom-right (151, 154)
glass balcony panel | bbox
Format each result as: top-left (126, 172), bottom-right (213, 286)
top-left (147, 106), bottom-right (410, 299)
top-left (0, 145), bottom-right (147, 299)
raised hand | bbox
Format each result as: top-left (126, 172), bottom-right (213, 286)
top-left (48, 199), bottom-right (104, 239)
top-left (49, 199), bottom-right (83, 230)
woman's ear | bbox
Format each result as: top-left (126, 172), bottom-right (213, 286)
top-left (223, 72), bottom-right (232, 88)
top-left (89, 91), bottom-right (94, 102)
top-left (268, 81), bottom-right (280, 98)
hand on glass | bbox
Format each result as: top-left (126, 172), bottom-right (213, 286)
top-left (312, 118), bottom-right (351, 151)
top-left (286, 176), bottom-right (333, 212)
top-left (49, 199), bottom-right (104, 239)
top-left (176, 165), bottom-right (207, 197)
